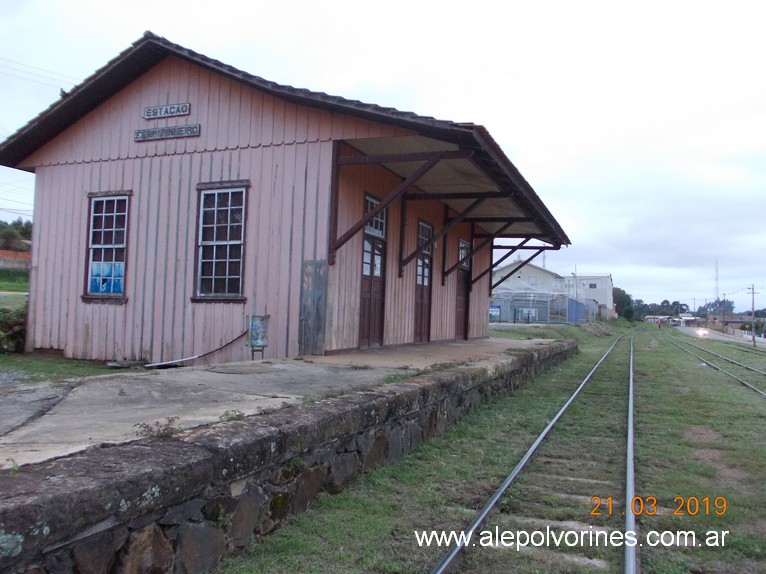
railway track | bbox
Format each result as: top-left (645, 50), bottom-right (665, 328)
top-left (215, 325), bottom-right (764, 573)
top-left (433, 335), bottom-right (639, 573)
top-left (665, 333), bottom-right (766, 398)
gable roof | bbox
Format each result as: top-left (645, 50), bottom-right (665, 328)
top-left (494, 260), bottom-right (564, 279)
top-left (0, 31), bottom-right (570, 248)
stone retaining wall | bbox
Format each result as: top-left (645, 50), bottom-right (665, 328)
top-left (0, 340), bottom-right (576, 573)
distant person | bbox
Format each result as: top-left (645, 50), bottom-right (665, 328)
top-left (658, 319), bottom-right (662, 330)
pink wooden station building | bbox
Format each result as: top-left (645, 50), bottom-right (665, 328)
top-left (0, 32), bottom-right (569, 364)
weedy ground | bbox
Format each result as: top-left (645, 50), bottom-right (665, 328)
top-left (218, 323), bottom-right (765, 574)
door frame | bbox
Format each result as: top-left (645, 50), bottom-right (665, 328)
top-left (359, 194), bottom-right (387, 348)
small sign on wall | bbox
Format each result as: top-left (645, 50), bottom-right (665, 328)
top-left (143, 102), bottom-right (191, 119)
top-left (247, 314), bottom-right (270, 359)
top-left (135, 102), bottom-right (200, 142)
top-left (134, 124), bottom-right (201, 142)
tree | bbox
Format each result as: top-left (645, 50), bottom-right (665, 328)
top-left (671, 301), bottom-right (689, 314)
top-left (10, 217), bottom-right (32, 240)
top-left (613, 287), bottom-right (635, 320)
top-left (0, 226), bottom-right (22, 250)
top-left (697, 299), bottom-right (735, 317)
top-left (0, 218), bottom-right (31, 250)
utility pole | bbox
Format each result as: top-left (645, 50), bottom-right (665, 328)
top-left (715, 259), bottom-right (719, 302)
top-left (748, 285), bottom-right (758, 348)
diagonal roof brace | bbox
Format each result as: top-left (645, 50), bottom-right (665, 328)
top-left (329, 151), bottom-right (447, 265)
top-left (470, 241), bottom-right (561, 287)
top-left (444, 219), bottom-right (518, 280)
top-left (491, 248), bottom-right (546, 291)
top-left (472, 239), bottom-right (531, 286)
top-left (486, 239), bottom-right (532, 278)
top-left (399, 197), bottom-right (486, 275)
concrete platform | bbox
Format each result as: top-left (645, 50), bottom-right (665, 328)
top-left (0, 335), bottom-right (578, 572)
top-left (0, 337), bottom-right (552, 469)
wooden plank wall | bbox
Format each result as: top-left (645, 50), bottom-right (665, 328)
top-left (324, 162), bottom-right (489, 352)
top-left (24, 57), bottom-right (413, 363)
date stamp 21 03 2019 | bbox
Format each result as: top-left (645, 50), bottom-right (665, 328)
top-left (590, 495), bottom-right (728, 517)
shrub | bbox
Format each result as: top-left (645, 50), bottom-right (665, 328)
top-left (0, 303), bottom-right (26, 353)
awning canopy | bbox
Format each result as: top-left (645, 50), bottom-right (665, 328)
top-left (329, 132), bottom-right (569, 285)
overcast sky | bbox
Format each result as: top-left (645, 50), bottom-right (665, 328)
top-left (1, 0), bottom-right (763, 313)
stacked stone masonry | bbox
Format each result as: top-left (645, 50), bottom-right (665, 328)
top-left (0, 340), bottom-right (576, 573)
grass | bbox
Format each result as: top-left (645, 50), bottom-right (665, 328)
top-left (0, 268), bottom-right (29, 292)
top-left (632, 330), bottom-right (766, 573)
top-left (0, 352), bottom-right (114, 384)
top-left (381, 371), bottom-right (413, 384)
top-left (0, 269), bottom-right (30, 311)
top-left (217, 323), bottom-right (765, 573)
top-left (219, 324), bottom-right (630, 573)
top-left (0, 292), bottom-right (27, 310)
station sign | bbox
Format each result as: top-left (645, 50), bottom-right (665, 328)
top-left (143, 102), bottom-right (191, 119)
top-left (134, 124), bottom-right (201, 142)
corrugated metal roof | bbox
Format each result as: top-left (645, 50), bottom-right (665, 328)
top-left (0, 31), bottom-right (569, 247)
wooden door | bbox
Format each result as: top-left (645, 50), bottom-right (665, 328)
top-left (414, 252), bottom-right (432, 343)
top-left (414, 221), bottom-right (434, 344)
top-left (455, 268), bottom-right (469, 339)
top-left (359, 236), bottom-right (385, 348)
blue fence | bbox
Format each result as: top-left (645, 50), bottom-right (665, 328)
top-left (489, 292), bottom-right (599, 324)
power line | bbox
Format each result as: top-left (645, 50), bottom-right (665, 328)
top-left (0, 180), bottom-right (34, 192)
top-left (0, 57), bottom-right (81, 83)
top-left (0, 207), bottom-right (34, 218)
top-left (0, 186), bottom-right (34, 204)
top-left (0, 69), bottom-right (72, 90)
top-left (0, 196), bottom-right (33, 206)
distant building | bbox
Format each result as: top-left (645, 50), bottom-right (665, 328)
top-left (492, 261), bottom-right (566, 296)
top-left (0, 249), bottom-right (30, 270)
top-left (678, 313), bottom-right (702, 326)
top-left (565, 274), bottom-right (616, 319)
top-left (491, 262), bottom-right (615, 323)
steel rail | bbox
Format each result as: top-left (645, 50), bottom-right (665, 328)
top-left (431, 335), bottom-right (626, 574)
top-left (679, 340), bottom-right (766, 377)
top-left (667, 338), bottom-right (766, 398)
top-left (623, 337), bottom-right (637, 574)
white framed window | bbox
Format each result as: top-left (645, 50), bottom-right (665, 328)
top-left (87, 195), bottom-right (129, 296)
top-left (458, 239), bottom-right (470, 269)
top-left (197, 187), bottom-right (245, 297)
top-left (416, 221), bottom-right (434, 286)
top-left (364, 195), bottom-right (386, 239)
top-left (418, 220), bottom-right (433, 254)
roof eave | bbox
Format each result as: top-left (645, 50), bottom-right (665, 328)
top-left (462, 125), bottom-right (571, 248)
top-left (0, 35), bottom-right (172, 167)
